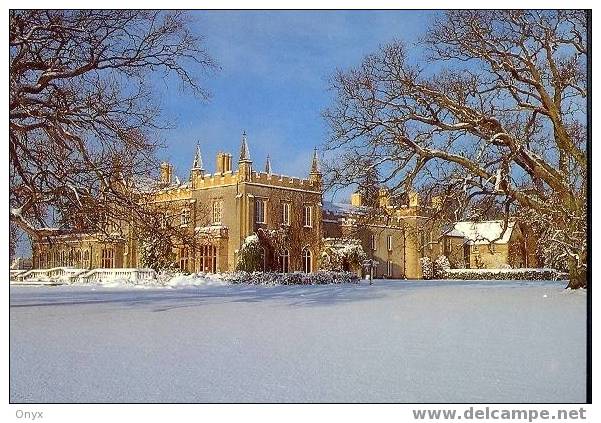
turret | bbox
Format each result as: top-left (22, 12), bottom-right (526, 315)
top-left (238, 131), bottom-right (253, 182)
top-left (190, 143), bottom-right (205, 186)
top-left (309, 148), bottom-right (322, 187)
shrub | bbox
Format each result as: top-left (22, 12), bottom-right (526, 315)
top-left (236, 234), bottom-right (265, 272)
top-left (443, 268), bottom-right (568, 281)
top-left (420, 257), bottom-right (433, 280)
top-left (222, 270), bottom-right (359, 285)
top-left (433, 255), bottom-right (451, 279)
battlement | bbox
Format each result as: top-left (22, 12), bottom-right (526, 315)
top-left (252, 171), bottom-right (317, 190)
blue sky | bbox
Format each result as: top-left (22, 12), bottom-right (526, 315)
top-left (156, 10), bottom-right (437, 202)
top-left (14, 10), bottom-right (439, 257)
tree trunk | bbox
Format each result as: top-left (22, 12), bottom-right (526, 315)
top-left (567, 263), bottom-right (587, 289)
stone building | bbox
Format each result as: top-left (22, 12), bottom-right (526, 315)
top-left (30, 132), bottom-right (450, 278)
top-left (442, 220), bottom-right (533, 269)
top-left (32, 132), bottom-right (323, 274)
top-left (322, 189), bottom-right (442, 279)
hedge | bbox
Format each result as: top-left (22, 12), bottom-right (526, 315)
top-left (443, 268), bottom-right (568, 281)
top-left (220, 271), bottom-right (360, 285)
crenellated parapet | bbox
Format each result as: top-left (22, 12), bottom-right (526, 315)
top-left (251, 171), bottom-right (319, 191)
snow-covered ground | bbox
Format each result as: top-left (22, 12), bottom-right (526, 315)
top-left (10, 279), bottom-right (586, 403)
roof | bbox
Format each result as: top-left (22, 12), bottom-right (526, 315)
top-left (322, 201), bottom-right (365, 216)
top-left (447, 220), bottom-right (516, 245)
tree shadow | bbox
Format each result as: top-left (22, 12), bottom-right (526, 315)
top-left (10, 279), bottom-right (565, 312)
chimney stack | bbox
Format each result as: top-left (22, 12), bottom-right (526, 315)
top-left (351, 192), bottom-right (363, 207)
top-left (160, 162), bottom-right (173, 185)
top-left (408, 190), bottom-right (419, 207)
top-left (216, 152), bottom-right (232, 175)
top-left (378, 187), bottom-right (391, 208)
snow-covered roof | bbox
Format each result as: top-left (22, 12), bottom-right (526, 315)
top-left (322, 201), bottom-right (365, 216)
top-left (131, 175), bottom-right (188, 193)
top-left (448, 220), bottom-right (516, 245)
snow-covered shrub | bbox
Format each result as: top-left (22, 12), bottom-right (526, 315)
top-left (320, 239), bottom-right (367, 272)
top-left (444, 268), bottom-right (567, 281)
top-left (222, 270), bottom-right (359, 285)
top-left (139, 232), bottom-right (177, 271)
top-left (433, 255), bottom-right (450, 279)
top-left (236, 234), bottom-right (265, 272)
top-left (420, 257), bottom-right (433, 280)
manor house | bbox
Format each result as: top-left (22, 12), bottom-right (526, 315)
top-left (31, 132), bottom-right (442, 278)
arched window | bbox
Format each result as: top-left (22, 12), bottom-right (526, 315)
top-left (280, 249), bottom-right (290, 273)
top-left (179, 247), bottom-right (189, 272)
top-left (75, 250), bottom-right (82, 267)
top-left (302, 247), bottom-right (312, 273)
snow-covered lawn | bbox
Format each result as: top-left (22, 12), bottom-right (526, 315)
top-left (10, 279), bottom-right (586, 403)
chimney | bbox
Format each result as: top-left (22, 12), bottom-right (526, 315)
top-left (378, 187), bottom-right (390, 208)
top-left (160, 162), bottom-right (172, 185)
top-left (408, 190), bottom-right (419, 207)
top-left (216, 152), bottom-right (232, 174)
top-left (351, 192), bottom-right (363, 207)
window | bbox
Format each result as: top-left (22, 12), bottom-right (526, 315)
top-left (444, 238), bottom-right (451, 255)
top-left (159, 213), bottom-right (167, 229)
top-left (490, 244), bottom-right (496, 253)
top-left (179, 247), bottom-right (189, 272)
top-left (280, 249), bottom-right (290, 273)
top-left (83, 250), bottom-right (90, 268)
top-left (101, 248), bottom-right (115, 268)
top-left (282, 202), bottom-right (291, 226)
top-left (302, 248), bottom-right (312, 273)
top-left (198, 244), bottom-right (218, 273)
top-left (387, 260), bottom-right (393, 277)
top-left (304, 205), bottom-right (313, 227)
top-left (212, 200), bottom-right (223, 224)
top-left (371, 234), bottom-right (376, 251)
top-left (472, 245), bottom-right (479, 253)
top-left (181, 208), bottom-right (191, 226)
top-left (75, 250), bottom-right (81, 266)
top-left (255, 199), bottom-right (266, 224)
top-left (387, 235), bottom-right (393, 251)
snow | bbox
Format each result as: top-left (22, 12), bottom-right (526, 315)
top-left (10, 279), bottom-right (586, 403)
top-left (449, 220), bottom-right (516, 244)
top-left (322, 201), bottom-right (365, 215)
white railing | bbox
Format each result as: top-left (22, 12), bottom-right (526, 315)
top-left (10, 267), bottom-right (156, 285)
top-left (78, 268), bottom-right (156, 284)
top-left (11, 267), bottom-right (87, 284)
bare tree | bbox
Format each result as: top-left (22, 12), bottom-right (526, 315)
top-left (323, 10), bottom-right (587, 288)
top-left (10, 10), bottom-right (217, 249)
